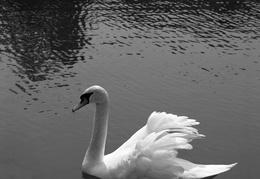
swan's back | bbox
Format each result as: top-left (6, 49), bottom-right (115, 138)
top-left (103, 112), bottom-right (236, 179)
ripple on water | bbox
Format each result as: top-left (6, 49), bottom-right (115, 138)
top-left (0, 0), bottom-right (260, 109)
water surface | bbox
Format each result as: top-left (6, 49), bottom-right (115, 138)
top-left (0, 0), bottom-right (259, 178)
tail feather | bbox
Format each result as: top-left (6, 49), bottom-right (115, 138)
top-left (181, 163), bottom-right (238, 178)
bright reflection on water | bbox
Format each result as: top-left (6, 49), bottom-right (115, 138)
top-left (0, 0), bottom-right (259, 179)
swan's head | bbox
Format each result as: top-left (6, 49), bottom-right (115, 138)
top-left (72, 85), bottom-right (108, 112)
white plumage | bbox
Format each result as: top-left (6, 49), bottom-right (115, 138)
top-left (72, 85), bottom-right (236, 179)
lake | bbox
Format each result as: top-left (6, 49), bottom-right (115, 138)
top-left (0, 0), bottom-right (259, 179)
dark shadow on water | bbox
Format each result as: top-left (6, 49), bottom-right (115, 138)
top-left (0, 0), bottom-right (92, 82)
top-left (82, 172), bottom-right (101, 179)
top-left (202, 174), bottom-right (218, 179)
top-left (122, 0), bottom-right (258, 13)
top-left (82, 172), bottom-right (217, 179)
top-left (82, 171), bottom-right (218, 179)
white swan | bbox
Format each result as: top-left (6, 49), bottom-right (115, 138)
top-left (72, 85), bottom-right (237, 179)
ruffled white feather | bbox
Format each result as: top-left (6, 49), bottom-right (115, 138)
top-left (100, 112), bottom-right (236, 179)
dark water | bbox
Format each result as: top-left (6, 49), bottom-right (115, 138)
top-left (0, 0), bottom-right (259, 178)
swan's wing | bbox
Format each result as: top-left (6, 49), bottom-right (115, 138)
top-left (105, 130), bottom-right (236, 179)
top-left (104, 130), bottom-right (193, 179)
top-left (146, 111), bottom-right (201, 134)
top-left (112, 111), bottom-right (203, 154)
top-left (104, 112), bottom-right (236, 179)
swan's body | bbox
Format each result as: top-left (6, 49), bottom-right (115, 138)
top-left (72, 85), bottom-right (236, 179)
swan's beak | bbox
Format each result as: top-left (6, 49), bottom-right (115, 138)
top-left (72, 100), bottom-right (89, 113)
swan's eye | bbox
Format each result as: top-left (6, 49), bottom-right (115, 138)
top-left (80, 92), bottom-right (94, 103)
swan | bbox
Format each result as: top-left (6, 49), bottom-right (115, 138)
top-left (72, 85), bottom-right (237, 179)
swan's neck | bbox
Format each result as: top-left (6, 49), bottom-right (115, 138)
top-left (84, 101), bottom-right (109, 165)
